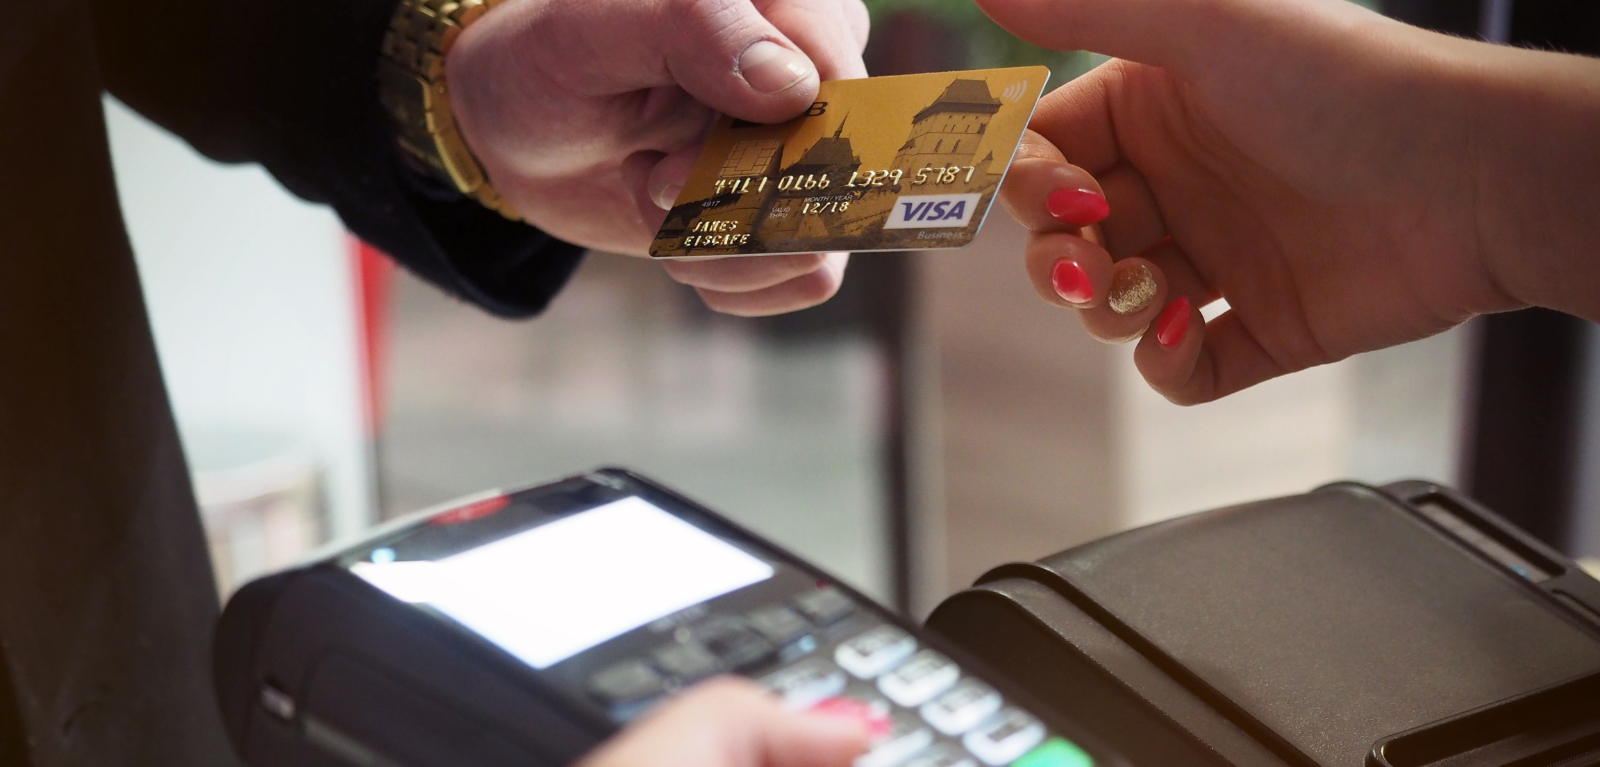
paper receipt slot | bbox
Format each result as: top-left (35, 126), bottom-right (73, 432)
top-left (213, 469), bottom-right (1121, 767)
top-left (926, 481), bottom-right (1600, 767)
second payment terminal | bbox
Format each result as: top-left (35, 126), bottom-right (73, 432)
top-left (214, 468), bottom-right (1124, 767)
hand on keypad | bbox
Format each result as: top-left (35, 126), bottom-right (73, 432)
top-left (588, 586), bottom-right (1093, 767)
top-left (768, 594), bottom-right (1093, 767)
top-left (781, 622), bottom-right (1092, 767)
top-left (591, 585), bottom-right (860, 707)
top-left (577, 678), bottom-right (870, 767)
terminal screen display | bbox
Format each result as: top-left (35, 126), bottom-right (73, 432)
top-left (350, 496), bottom-right (775, 668)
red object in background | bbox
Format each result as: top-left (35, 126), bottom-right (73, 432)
top-left (351, 238), bottom-right (396, 436)
top-left (429, 495), bottom-right (512, 526)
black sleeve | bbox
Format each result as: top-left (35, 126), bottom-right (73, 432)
top-left (89, 0), bottom-right (584, 318)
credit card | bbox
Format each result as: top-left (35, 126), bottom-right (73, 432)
top-left (649, 66), bottom-right (1049, 259)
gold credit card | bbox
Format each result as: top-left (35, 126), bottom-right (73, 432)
top-left (650, 67), bottom-right (1049, 259)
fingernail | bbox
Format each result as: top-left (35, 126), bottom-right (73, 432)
top-left (1050, 260), bottom-right (1094, 304)
top-left (1046, 188), bottom-right (1109, 227)
top-left (809, 697), bottom-right (892, 739)
top-left (737, 40), bottom-right (814, 94)
top-left (652, 179), bottom-right (684, 210)
top-left (1107, 264), bottom-right (1157, 315)
top-left (1157, 296), bottom-right (1191, 348)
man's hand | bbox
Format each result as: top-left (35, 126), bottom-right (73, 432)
top-left (577, 678), bottom-right (869, 767)
top-left (447, 0), bottom-right (868, 316)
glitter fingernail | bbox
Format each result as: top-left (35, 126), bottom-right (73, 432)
top-left (1107, 264), bottom-right (1157, 315)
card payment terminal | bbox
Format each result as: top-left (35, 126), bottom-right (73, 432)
top-left (214, 468), bottom-right (1122, 767)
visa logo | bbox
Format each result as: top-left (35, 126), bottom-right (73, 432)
top-left (882, 193), bottom-right (982, 229)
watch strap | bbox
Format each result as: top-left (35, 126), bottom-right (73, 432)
top-left (378, 0), bottom-right (520, 220)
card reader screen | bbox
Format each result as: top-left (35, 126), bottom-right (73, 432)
top-left (350, 496), bottom-right (775, 668)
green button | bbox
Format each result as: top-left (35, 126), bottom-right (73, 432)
top-left (1013, 737), bottom-right (1093, 767)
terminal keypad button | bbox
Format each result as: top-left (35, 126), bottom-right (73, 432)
top-left (878, 650), bottom-right (960, 706)
top-left (856, 711), bottom-right (935, 767)
top-left (696, 617), bottom-right (777, 670)
top-left (904, 744), bottom-right (978, 767)
top-left (792, 586), bottom-right (856, 626)
top-left (836, 626), bottom-right (917, 679)
top-left (747, 606), bottom-right (812, 646)
top-left (1012, 738), bottom-right (1093, 767)
top-left (652, 641), bottom-right (721, 682)
top-left (760, 658), bottom-right (848, 710)
top-left (963, 708), bottom-right (1046, 766)
top-left (920, 679), bottom-right (1002, 736)
top-left (590, 660), bottom-right (665, 706)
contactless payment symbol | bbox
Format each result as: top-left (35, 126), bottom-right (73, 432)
top-left (999, 80), bottom-right (1031, 103)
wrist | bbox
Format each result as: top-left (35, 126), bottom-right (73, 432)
top-left (378, 0), bottom-right (522, 220)
top-left (1448, 40), bottom-right (1600, 321)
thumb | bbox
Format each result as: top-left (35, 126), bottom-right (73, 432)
top-left (661, 0), bottom-right (826, 122)
top-left (538, 0), bottom-right (824, 123)
top-left (976, 0), bottom-right (1368, 74)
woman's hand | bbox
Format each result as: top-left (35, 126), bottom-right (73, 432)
top-left (448, 0), bottom-right (868, 316)
top-left (575, 678), bottom-right (868, 767)
top-left (989, 0), bottom-right (1600, 403)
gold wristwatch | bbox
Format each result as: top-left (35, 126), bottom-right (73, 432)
top-left (378, 0), bottom-right (520, 220)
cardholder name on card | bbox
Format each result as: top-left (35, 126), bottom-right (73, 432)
top-left (650, 67), bottom-right (1049, 259)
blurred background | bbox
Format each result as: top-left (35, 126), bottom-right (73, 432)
top-left (110, 0), bottom-right (1600, 614)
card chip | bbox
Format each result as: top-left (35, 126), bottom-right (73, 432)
top-left (652, 67), bottom-right (1048, 258)
top-left (720, 139), bottom-right (783, 178)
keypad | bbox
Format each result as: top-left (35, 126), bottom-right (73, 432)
top-left (747, 606), bottom-right (812, 646)
top-left (791, 586), bottom-right (856, 626)
top-left (963, 709), bottom-right (1046, 767)
top-left (836, 626), bottom-right (917, 679)
top-left (589, 660), bottom-right (665, 706)
top-left (652, 641), bottom-right (721, 682)
top-left (761, 658), bottom-right (847, 710)
top-left (879, 650), bottom-right (960, 706)
top-left (695, 617), bottom-right (776, 671)
top-left (904, 744), bottom-right (978, 767)
top-left (857, 711), bottom-right (935, 767)
top-left (584, 590), bottom-right (1092, 767)
top-left (920, 679), bottom-right (1002, 736)
top-left (1012, 739), bottom-right (1093, 767)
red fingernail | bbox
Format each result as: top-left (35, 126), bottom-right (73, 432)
top-left (1156, 297), bottom-right (1191, 348)
top-left (1046, 188), bottom-right (1109, 226)
top-left (810, 697), bottom-right (892, 739)
top-left (1050, 260), bottom-right (1094, 303)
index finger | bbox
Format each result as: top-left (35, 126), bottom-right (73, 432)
top-left (1000, 132), bottom-right (1109, 233)
top-left (584, 679), bottom-right (868, 767)
top-left (1026, 62), bottom-right (1129, 177)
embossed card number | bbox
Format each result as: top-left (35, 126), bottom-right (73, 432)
top-left (649, 67), bottom-right (1049, 259)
